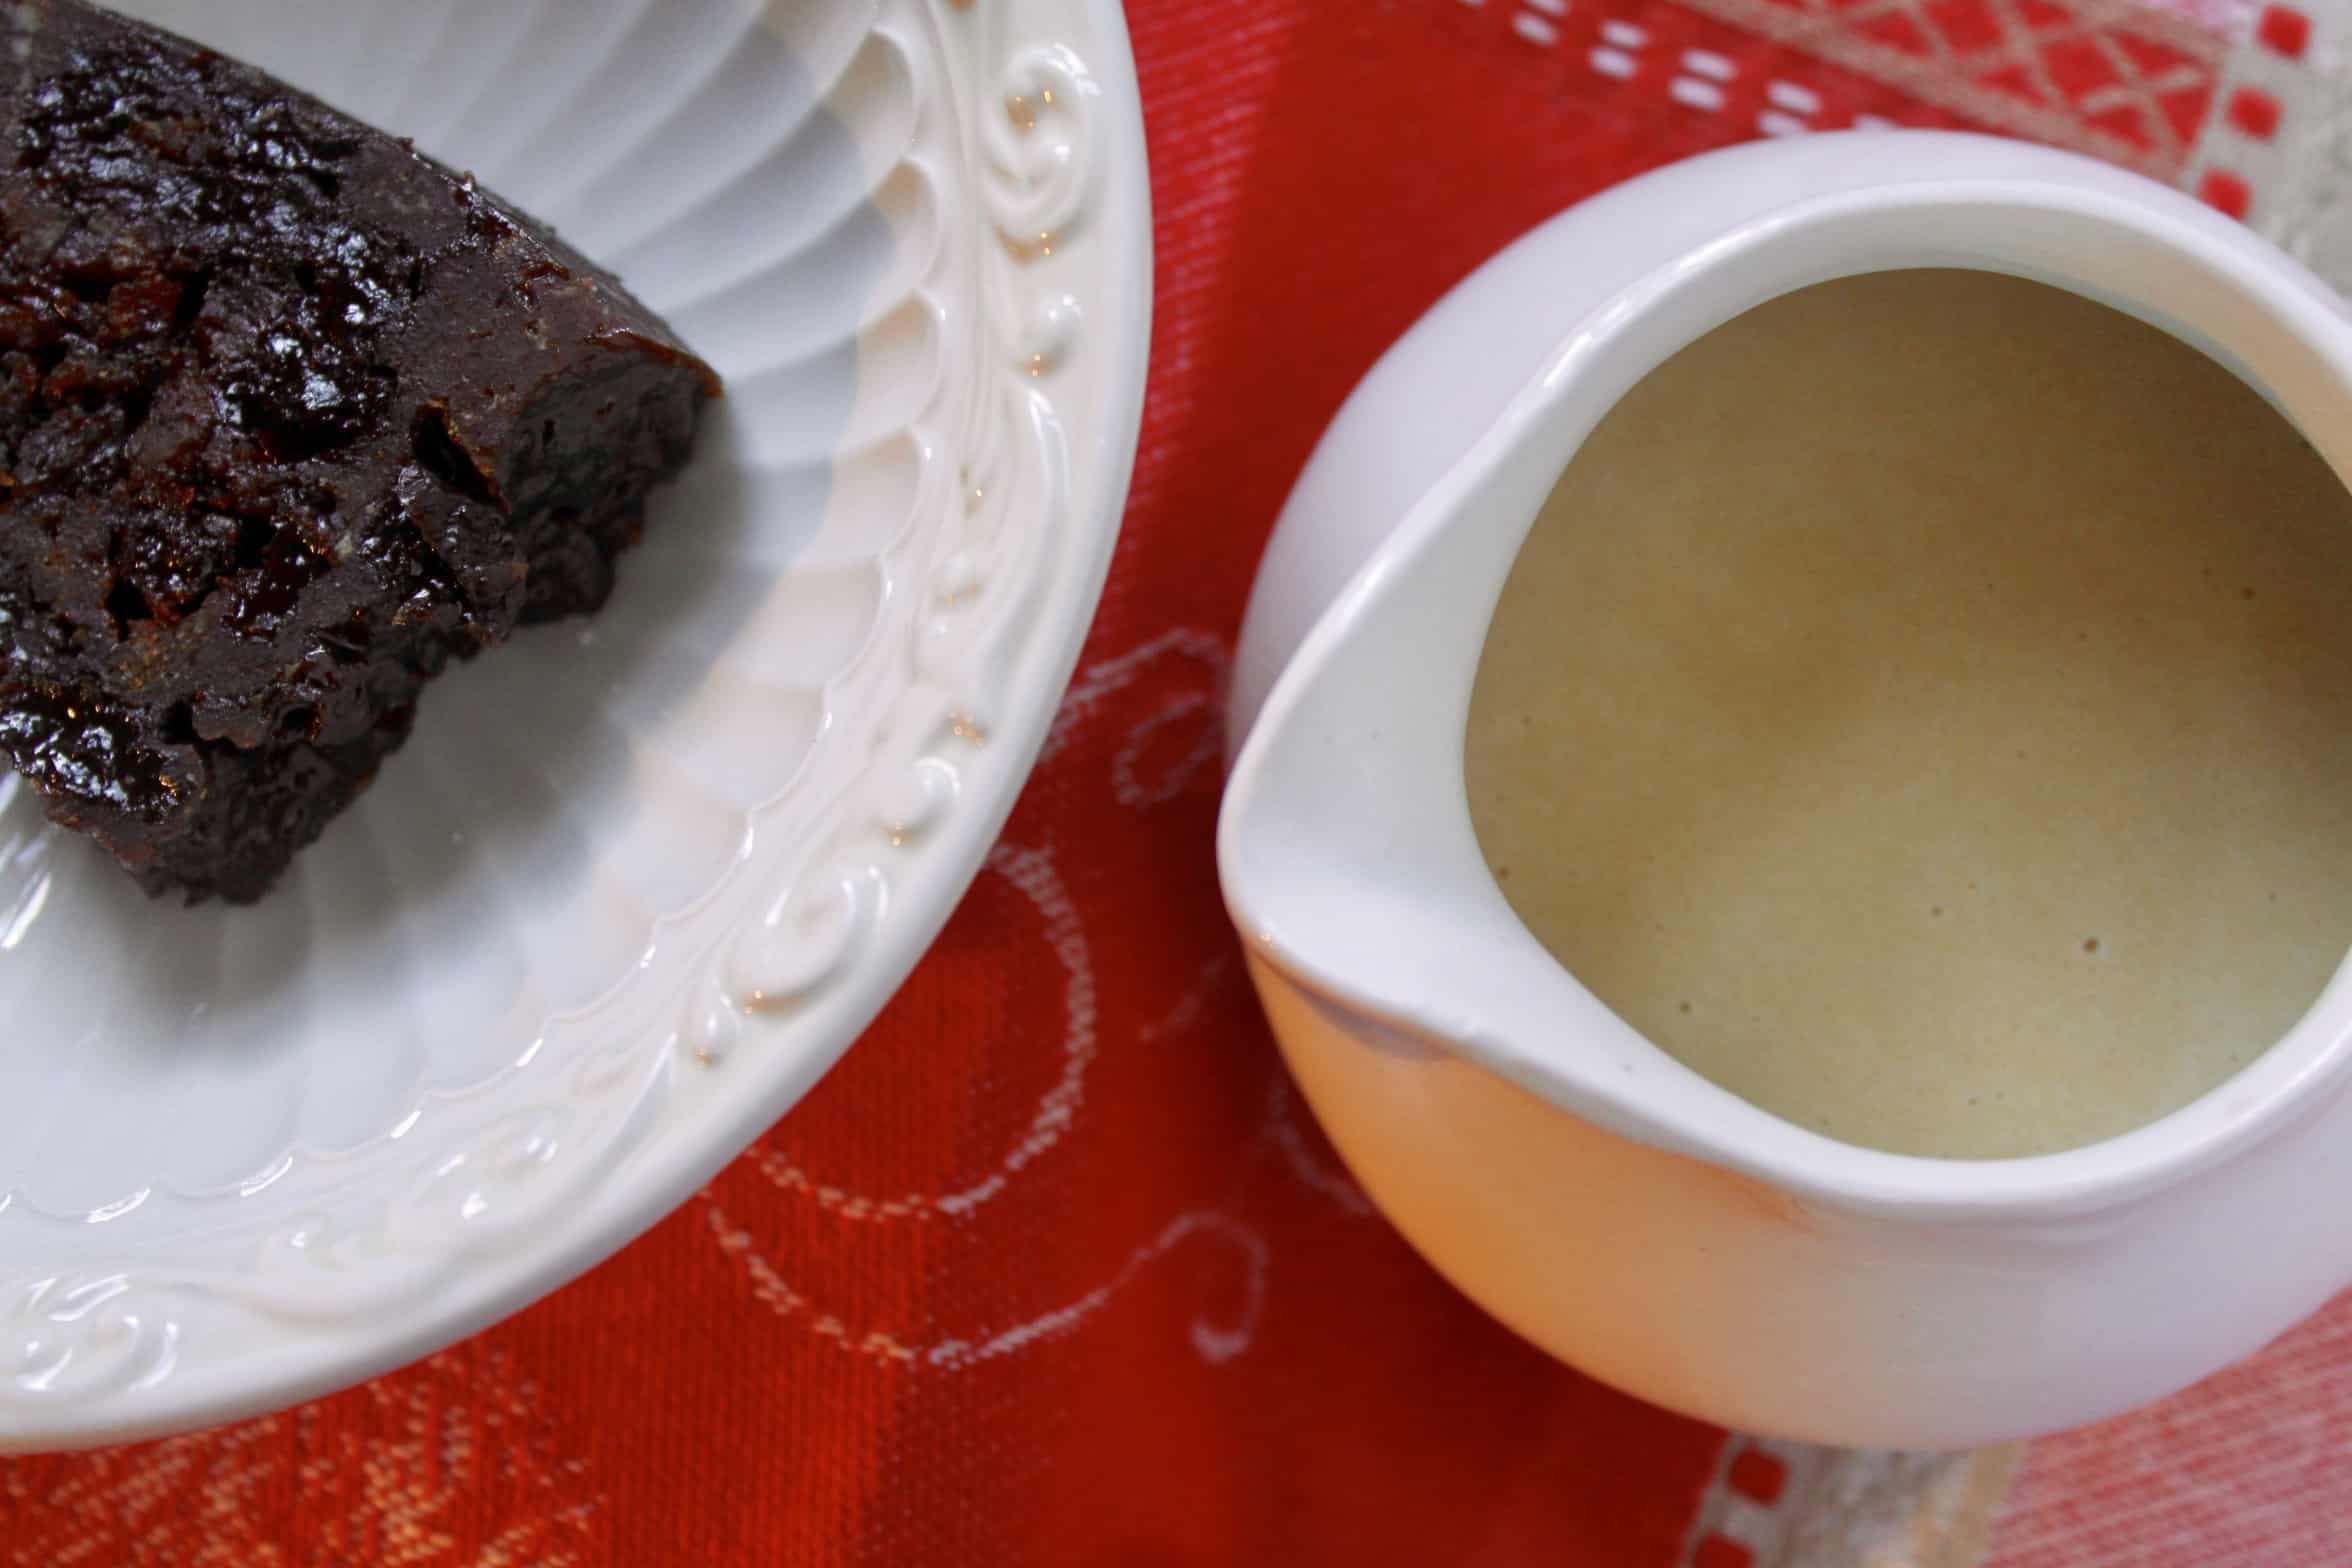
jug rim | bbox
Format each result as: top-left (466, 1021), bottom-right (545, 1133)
top-left (1222, 162), bottom-right (2352, 1221)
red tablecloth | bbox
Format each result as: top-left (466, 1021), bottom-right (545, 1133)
top-left (11, 0), bottom-right (2352, 1562)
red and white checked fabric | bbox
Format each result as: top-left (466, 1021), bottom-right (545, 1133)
top-left (8, 0), bottom-right (2352, 1562)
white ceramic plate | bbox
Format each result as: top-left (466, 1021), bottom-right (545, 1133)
top-left (0, 0), bottom-right (1149, 1449)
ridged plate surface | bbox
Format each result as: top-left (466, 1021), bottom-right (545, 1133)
top-left (0, 0), bottom-right (1149, 1448)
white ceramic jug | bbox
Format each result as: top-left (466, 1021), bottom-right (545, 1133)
top-left (1219, 131), bottom-right (2352, 1450)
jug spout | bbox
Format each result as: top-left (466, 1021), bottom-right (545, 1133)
top-left (1217, 363), bottom-right (1738, 1168)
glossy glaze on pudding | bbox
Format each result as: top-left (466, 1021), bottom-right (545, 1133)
top-left (0, 0), bottom-right (718, 902)
top-left (1466, 268), bottom-right (2352, 1159)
